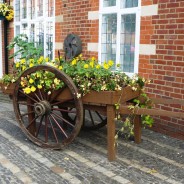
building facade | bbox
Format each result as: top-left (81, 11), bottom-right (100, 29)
top-left (1, 0), bottom-right (184, 140)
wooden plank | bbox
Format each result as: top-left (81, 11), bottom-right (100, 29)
top-left (120, 105), bottom-right (184, 118)
top-left (134, 115), bottom-right (142, 144)
top-left (107, 105), bottom-right (116, 161)
top-left (82, 86), bottom-right (140, 105)
top-left (151, 97), bottom-right (184, 106)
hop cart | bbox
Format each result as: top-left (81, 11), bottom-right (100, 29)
top-left (0, 65), bottom-right (141, 161)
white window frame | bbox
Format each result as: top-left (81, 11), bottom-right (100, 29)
top-left (13, 0), bottom-right (55, 60)
top-left (0, 22), bottom-right (2, 78)
top-left (98, 0), bottom-right (141, 75)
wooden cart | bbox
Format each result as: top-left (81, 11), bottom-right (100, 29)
top-left (0, 65), bottom-right (141, 161)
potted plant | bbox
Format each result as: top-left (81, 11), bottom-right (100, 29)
top-left (0, 3), bottom-right (14, 21)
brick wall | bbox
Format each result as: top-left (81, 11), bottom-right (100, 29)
top-left (139, 0), bottom-right (184, 140)
top-left (55, 0), bottom-right (99, 59)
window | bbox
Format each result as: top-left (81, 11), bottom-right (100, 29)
top-left (14, 0), bottom-right (55, 60)
top-left (99, 0), bottom-right (140, 74)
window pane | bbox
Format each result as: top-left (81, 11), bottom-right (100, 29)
top-left (121, 0), bottom-right (138, 8)
top-left (29, 0), bottom-right (35, 19)
top-left (37, 0), bottom-right (43, 16)
top-left (22, 0), bottom-right (27, 19)
top-left (30, 24), bottom-right (35, 42)
top-left (22, 23), bottom-right (28, 35)
top-left (103, 0), bottom-right (116, 7)
top-left (46, 22), bottom-right (54, 59)
top-left (46, 0), bottom-right (54, 17)
top-left (15, 26), bottom-right (21, 60)
top-left (15, 0), bottom-right (20, 21)
top-left (120, 14), bottom-right (136, 73)
top-left (36, 22), bottom-right (44, 56)
top-left (101, 14), bottom-right (117, 65)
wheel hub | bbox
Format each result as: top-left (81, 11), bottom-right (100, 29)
top-left (34, 100), bottom-right (51, 116)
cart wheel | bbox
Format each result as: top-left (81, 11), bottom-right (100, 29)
top-left (63, 108), bottom-right (107, 130)
top-left (82, 110), bottom-right (107, 130)
top-left (13, 65), bottom-right (83, 149)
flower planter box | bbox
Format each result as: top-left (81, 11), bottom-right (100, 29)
top-left (0, 82), bottom-right (15, 95)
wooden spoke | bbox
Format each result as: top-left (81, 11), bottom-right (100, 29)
top-left (50, 87), bottom-right (65, 102)
top-left (88, 110), bottom-right (95, 126)
top-left (26, 115), bottom-right (39, 129)
top-left (21, 111), bottom-right (35, 117)
top-left (36, 115), bottom-right (44, 137)
top-left (34, 92), bottom-right (42, 102)
top-left (52, 112), bottom-right (75, 128)
top-left (52, 107), bottom-right (76, 114)
top-left (50, 114), bottom-right (68, 138)
top-left (19, 89), bottom-right (38, 103)
top-left (38, 88), bottom-right (44, 100)
top-left (51, 99), bottom-right (73, 106)
top-left (82, 110), bottom-right (107, 131)
top-left (18, 101), bottom-right (35, 106)
top-left (96, 111), bottom-right (104, 121)
top-left (45, 115), bottom-right (49, 143)
top-left (48, 115), bottom-right (59, 143)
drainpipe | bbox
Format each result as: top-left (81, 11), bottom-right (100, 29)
top-left (3, 0), bottom-right (10, 74)
top-left (4, 20), bottom-right (8, 74)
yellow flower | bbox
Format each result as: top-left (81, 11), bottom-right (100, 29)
top-left (71, 59), bottom-right (77, 65)
top-left (20, 81), bottom-right (25, 87)
top-left (59, 66), bottom-right (63, 70)
top-left (84, 64), bottom-right (89, 69)
top-left (29, 59), bottom-right (34, 63)
top-left (15, 62), bottom-right (20, 68)
top-left (54, 78), bottom-right (60, 85)
top-left (22, 66), bottom-right (26, 71)
top-left (89, 61), bottom-right (94, 68)
top-left (45, 57), bottom-right (49, 62)
top-left (95, 64), bottom-right (100, 69)
top-left (37, 84), bottom-right (42, 89)
top-left (29, 78), bottom-right (34, 84)
top-left (108, 60), bottom-right (114, 67)
top-left (29, 63), bottom-right (34, 67)
top-left (91, 57), bottom-right (96, 61)
top-left (79, 54), bottom-right (82, 58)
top-left (103, 63), bottom-right (109, 70)
top-left (38, 56), bottom-right (44, 64)
top-left (20, 59), bottom-right (26, 64)
top-left (31, 86), bottom-right (36, 92)
top-left (23, 87), bottom-right (31, 94)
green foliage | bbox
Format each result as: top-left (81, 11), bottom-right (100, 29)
top-left (0, 74), bottom-right (16, 85)
top-left (115, 90), bottom-right (154, 141)
top-left (7, 34), bottom-right (43, 60)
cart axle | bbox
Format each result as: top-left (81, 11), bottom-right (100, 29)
top-left (34, 100), bottom-right (51, 116)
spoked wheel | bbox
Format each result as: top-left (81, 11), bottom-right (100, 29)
top-left (82, 109), bottom-right (107, 130)
top-left (63, 108), bottom-right (107, 130)
top-left (13, 65), bottom-right (83, 149)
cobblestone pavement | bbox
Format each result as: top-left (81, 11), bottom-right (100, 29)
top-left (0, 100), bottom-right (184, 184)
